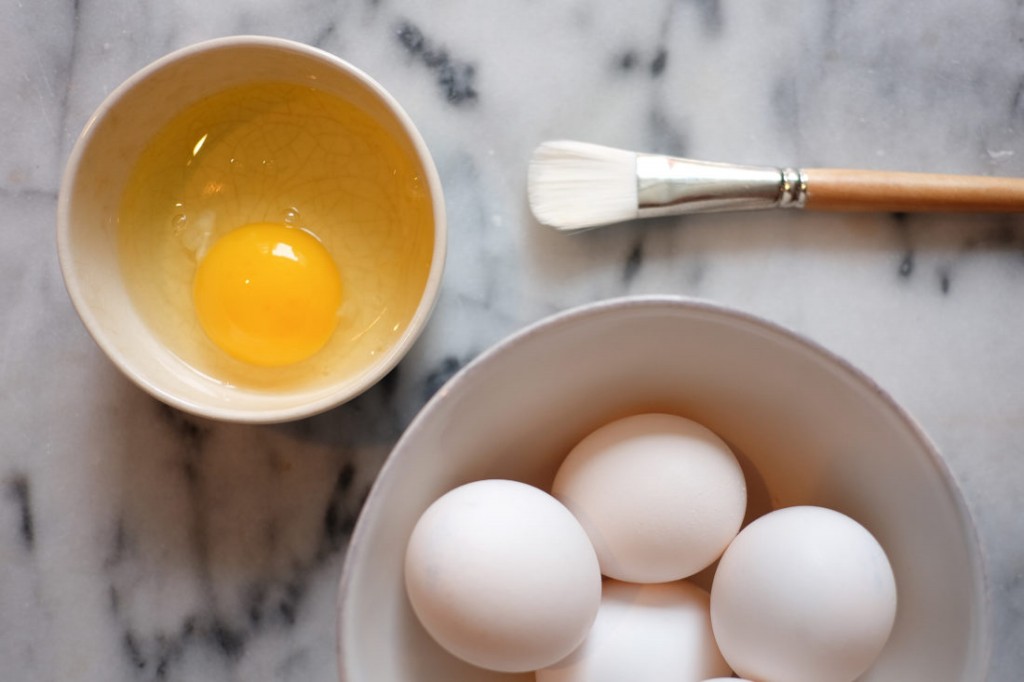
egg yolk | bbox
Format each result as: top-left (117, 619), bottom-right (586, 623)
top-left (193, 222), bottom-right (342, 367)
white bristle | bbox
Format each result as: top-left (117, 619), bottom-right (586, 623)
top-left (527, 141), bottom-right (638, 231)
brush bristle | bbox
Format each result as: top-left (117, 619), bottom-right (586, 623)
top-left (527, 141), bottom-right (638, 231)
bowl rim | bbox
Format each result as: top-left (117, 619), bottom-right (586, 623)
top-left (55, 35), bottom-right (447, 424)
top-left (335, 294), bottom-right (992, 681)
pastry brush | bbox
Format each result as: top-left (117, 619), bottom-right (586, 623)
top-left (527, 140), bottom-right (1024, 232)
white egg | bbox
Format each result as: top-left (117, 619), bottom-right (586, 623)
top-left (404, 479), bottom-right (601, 673)
top-left (552, 413), bottom-right (746, 583)
top-left (710, 506), bottom-right (898, 682)
top-left (537, 579), bottom-right (732, 682)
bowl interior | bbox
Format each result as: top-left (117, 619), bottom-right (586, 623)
top-left (338, 297), bottom-right (988, 681)
top-left (57, 37), bottom-right (445, 422)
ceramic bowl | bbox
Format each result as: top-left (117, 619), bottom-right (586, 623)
top-left (57, 36), bottom-right (445, 423)
top-left (337, 296), bottom-right (989, 681)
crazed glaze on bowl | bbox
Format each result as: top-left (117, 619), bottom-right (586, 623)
top-left (57, 36), bottom-right (446, 423)
top-left (337, 296), bottom-right (990, 682)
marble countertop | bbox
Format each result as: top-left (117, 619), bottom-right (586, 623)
top-left (3, 1), bottom-right (1023, 680)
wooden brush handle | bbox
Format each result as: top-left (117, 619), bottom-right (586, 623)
top-left (803, 168), bottom-right (1024, 213)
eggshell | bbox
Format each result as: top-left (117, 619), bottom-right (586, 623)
top-left (537, 579), bottom-right (732, 682)
top-left (710, 506), bottom-right (898, 682)
top-left (552, 413), bottom-right (746, 582)
top-left (404, 479), bottom-right (602, 673)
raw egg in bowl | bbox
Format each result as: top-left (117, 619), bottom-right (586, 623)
top-left (337, 296), bottom-right (989, 682)
top-left (57, 36), bottom-right (445, 422)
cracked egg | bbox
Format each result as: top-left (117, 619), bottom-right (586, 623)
top-left (58, 37), bottom-right (446, 422)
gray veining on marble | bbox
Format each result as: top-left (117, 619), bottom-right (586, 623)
top-left (2, 1), bottom-right (1024, 680)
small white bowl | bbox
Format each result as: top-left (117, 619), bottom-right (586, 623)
top-left (337, 296), bottom-right (989, 681)
top-left (57, 36), bottom-right (446, 423)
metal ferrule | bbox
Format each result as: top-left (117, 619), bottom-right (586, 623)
top-left (636, 154), bottom-right (807, 217)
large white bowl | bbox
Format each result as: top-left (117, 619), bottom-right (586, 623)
top-left (337, 296), bottom-right (989, 681)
